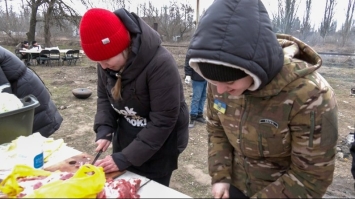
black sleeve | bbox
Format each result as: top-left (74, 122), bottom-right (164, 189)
top-left (184, 54), bottom-right (193, 77)
top-left (0, 68), bottom-right (12, 93)
top-left (111, 153), bottom-right (132, 171)
top-left (350, 133), bottom-right (355, 179)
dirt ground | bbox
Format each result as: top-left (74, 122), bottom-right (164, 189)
top-left (29, 46), bottom-right (355, 198)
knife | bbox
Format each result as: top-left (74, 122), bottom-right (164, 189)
top-left (139, 179), bottom-right (151, 189)
top-left (91, 150), bottom-right (103, 165)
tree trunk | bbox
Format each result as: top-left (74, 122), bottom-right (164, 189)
top-left (301, 0), bottom-right (312, 39)
top-left (27, 0), bottom-right (46, 42)
top-left (320, 0), bottom-right (337, 39)
top-left (43, 0), bottom-right (56, 47)
top-left (27, 2), bottom-right (40, 42)
top-left (341, 0), bottom-right (355, 46)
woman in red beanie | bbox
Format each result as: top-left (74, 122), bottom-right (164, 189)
top-left (79, 8), bottom-right (189, 186)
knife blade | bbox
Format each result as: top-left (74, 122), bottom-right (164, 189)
top-left (91, 150), bottom-right (103, 165)
top-left (139, 179), bottom-right (151, 189)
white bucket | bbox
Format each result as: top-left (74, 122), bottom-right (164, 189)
top-left (16, 136), bottom-right (44, 169)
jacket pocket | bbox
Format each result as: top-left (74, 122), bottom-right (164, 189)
top-left (259, 123), bottom-right (291, 157)
top-left (244, 114), bottom-right (291, 158)
top-left (320, 109), bottom-right (338, 148)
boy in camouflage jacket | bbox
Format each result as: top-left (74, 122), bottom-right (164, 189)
top-left (186, 0), bottom-right (338, 198)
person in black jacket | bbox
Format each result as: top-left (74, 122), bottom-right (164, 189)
top-left (350, 132), bottom-right (355, 190)
top-left (0, 46), bottom-right (63, 137)
top-left (184, 55), bottom-right (207, 128)
top-left (15, 41), bottom-right (31, 66)
top-left (79, 8), bottom-right (189, 186)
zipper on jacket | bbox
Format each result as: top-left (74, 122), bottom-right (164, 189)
top-left (309, 111), bottom-right (315, 147)
top-left (254, 97), bottom-right (264, 158)
top-left (243, 157), bottom-right (251, 196)
top-left (258, 132), bottom-right (264, 158)
top-left (240, 96), bottom-right (251, 196)
top-left (239, 97), bottom-right (247, 154)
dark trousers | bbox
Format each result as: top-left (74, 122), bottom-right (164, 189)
top-left (150, 171), bottom-right (173, 187)
top-left (21, 54), bottom-right (30, 62)
top-left (229, 185), bottom-right (249, 198)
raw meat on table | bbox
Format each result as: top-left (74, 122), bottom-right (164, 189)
top-left (97, 178), bottom-right (141, 198)
top-left (2, 171), bottom-right (141, 198)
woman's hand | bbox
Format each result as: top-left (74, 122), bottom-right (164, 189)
top-left (212, 182), bottom-right (230, 199)
top-left (94, 155), bottom-right (119, 173)
top-left (95, 139), bottom-right (111, 152)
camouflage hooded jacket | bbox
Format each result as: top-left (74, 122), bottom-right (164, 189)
top-left (205, 35), bottom-right (338, 198)
top-left (186, 0), bottom-right (338, 198)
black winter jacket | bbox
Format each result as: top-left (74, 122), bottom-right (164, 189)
top-left (0, 46), bottom-right (63, 137)
top-left (94, 9), bottom-right (189, 178)
top-left (184, 55), bottom-right (205, 81)
top-left (350, 133), bottom-right (355, 178)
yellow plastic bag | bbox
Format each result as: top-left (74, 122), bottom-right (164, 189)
top-left (0, 164), bottom-right (52, 198)
top-left (0, 164), bottom-right (106, 198)
top-left (25, 164), bottom-right (106, 198)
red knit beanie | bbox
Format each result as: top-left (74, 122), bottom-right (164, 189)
top-left (79, 8), bottom-right (130, 61)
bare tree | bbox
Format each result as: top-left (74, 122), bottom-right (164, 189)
top-left (167, 2), bottom-right (181, 41)
top-left (2, 0), bottom-right (39, 44)
top-left (176, 3), bottom-right (194, 40)
top-left (319, 0), bottom-right (337, 39)
top-left (284, 0), bottom-right (299, 33)
top-left (159, 5), bottom-right (171, 40)
top-left (23, 0), bottom-right (88, 46)
top-left (0, 1), bottom-right (29, 42)
top-left (137, 1), bottom-right (159, 24)
top-left (300, 0), bottom-right (312, 39)
top-left (161, 1), bottom-right (194, 41)
top-left (272, 0), bottom-right (300, 34)
top-left (42, 0), bottom-right (55, 47)
top-left (0, 0), bottom-right (195, 44)
top-left (4, 0), bottom-right (9, 22)
top-left (27, 0), bottom-right (45, 43)
top-left (271, 0), bottom-right (283, 32)
top-left (84, 0), bottom-right (131, 10)
top-left (138, 1), bottom-right (194, 42)
top-left (340, 0), bottom-right (355, 46)
top-left (41, 0), bottom-right (85, 47)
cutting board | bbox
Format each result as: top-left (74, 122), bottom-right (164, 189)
top-left (44, 153), bottom-right (126, 179)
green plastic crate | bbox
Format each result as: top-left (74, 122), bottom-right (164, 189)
top-left (0, 95), bottom-right (40, 144)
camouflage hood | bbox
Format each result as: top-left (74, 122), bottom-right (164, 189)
top-left (250, 33), bottom-right (323, 97)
